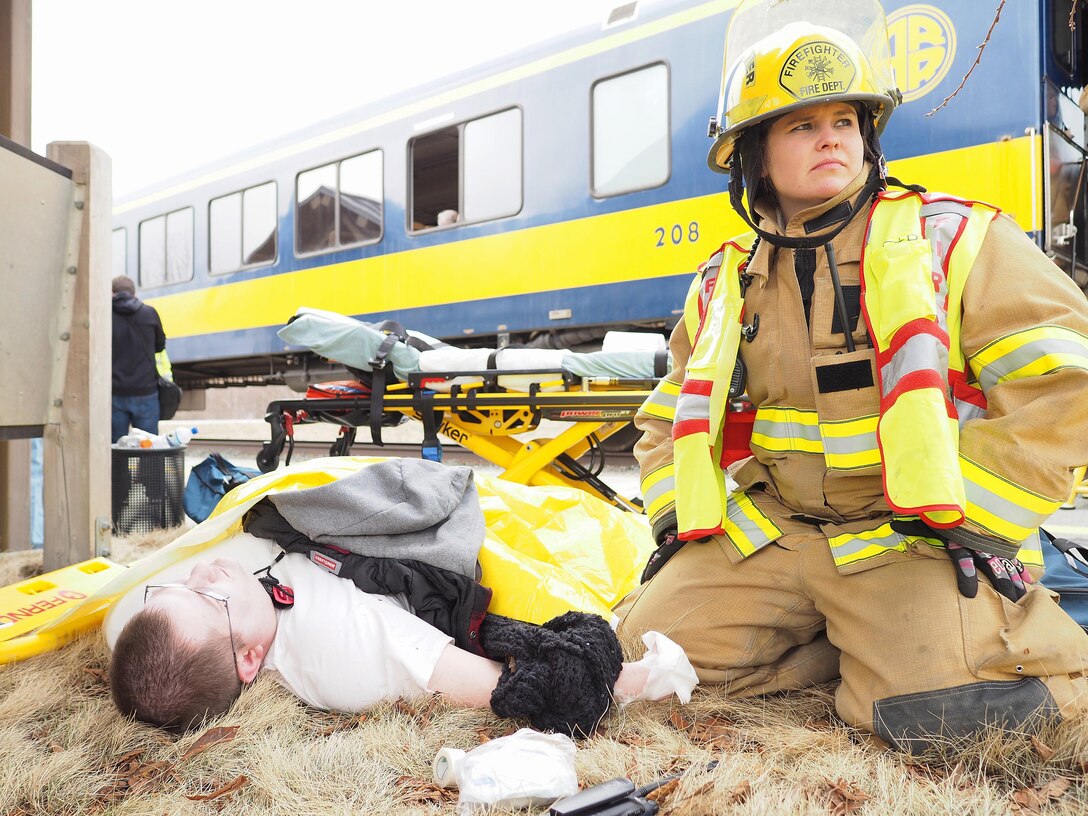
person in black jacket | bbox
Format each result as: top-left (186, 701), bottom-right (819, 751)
top-left (112, 276), bottom-right (166, 443)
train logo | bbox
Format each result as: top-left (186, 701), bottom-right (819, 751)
top-left (887, 4), bottom-right (957, 103)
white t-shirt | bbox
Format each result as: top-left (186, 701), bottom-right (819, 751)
top-left (104, 533), bottom-right (453, 712)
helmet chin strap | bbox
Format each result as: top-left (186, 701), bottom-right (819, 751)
top-left (727, 157), bottom-right (884, 353)
top-left (727, 159), bottom-right (884, 250)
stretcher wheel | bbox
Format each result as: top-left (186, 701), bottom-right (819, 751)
top-left (256, 444), bottom-right (280, 473)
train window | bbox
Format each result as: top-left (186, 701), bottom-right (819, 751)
top-left (339, 151), bottom-right (383, 244)
top-left (591, 63), bottom-right (670, 197)
top-left (296, 149), bottom-right (383, 256)
top-left (297, 163), bottom-right (336, 254)
top-left (410, 108), bottom-right (522, 231)
top-left (411, 125), bottom-right (460, 230)
top-left (112, 228), bottom-right (126, 278)
top-left (243, 183), bottom-right (277, 265)
top-left (1052, 1), bottom-right (1079, 77)
top-left (138, 207), bottom-right (193, 287)
top-left (209, 192), bottom-right (242, 274)
top-left (464, 109), bottom-right (522, 222)
top-left (1046, 125), bottom-right (1088, 290)
top-left (166, 209), bottom-right (194, 284)
top-left (209, 181), bottom-right (278, 274)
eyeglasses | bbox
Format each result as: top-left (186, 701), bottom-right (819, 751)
top-left (144, 583), bottom-right (240, 678)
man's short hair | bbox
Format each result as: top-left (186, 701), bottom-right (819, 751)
top-left (112, 275), bottom-right (137, 296)
top-left (109, 608), bottom-right (243, 732)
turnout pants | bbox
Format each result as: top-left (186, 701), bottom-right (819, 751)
top-left (615, 524), bottom-right (1088, 752)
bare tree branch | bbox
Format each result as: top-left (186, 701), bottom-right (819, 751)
top-left (1071, 0), bottom-right (1079, 31)
top-left (925, 0), bottom-right (1006, 117)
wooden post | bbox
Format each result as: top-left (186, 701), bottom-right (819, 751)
top-left (42, 143), bottom-right (113, 571)
top-left (0, 0), bottom-right (33, 553)
top-left (0, 0), bottom-right (31, 144)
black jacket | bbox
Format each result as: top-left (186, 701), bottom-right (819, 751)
top-left (243, 500), bottom-right (493, 655)
top-left (112, 292), bottom-right (165, 396)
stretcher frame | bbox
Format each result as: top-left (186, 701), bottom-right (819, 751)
top-left (258, 367), bottom-right (654, 512)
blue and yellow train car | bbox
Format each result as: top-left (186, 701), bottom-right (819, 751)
top-left (112, 0), bottom-right (1088, 389)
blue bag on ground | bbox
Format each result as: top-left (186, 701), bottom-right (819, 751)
top-left (1040, 529), bottom-right (1088, 632)
top-left (183, 453), bottom-right (261, 523)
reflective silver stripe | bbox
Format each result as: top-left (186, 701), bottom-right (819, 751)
top-left (751, 416), bottom-right (822, 445)
top-left (953, 399), bottom-right (986, 426)
top-left (976, 337), bottom-right (1088, 392)
top-left (674, 391), bottom-right (710, 424)
top-left (964, 475), bottom-right (1048, 532)
top-left (880, 333), bottom-right (949, 398)
top-left (919, 205), bottom-right (967, 333)
top-left (725, 496), bottom-right (777, 555)
top-left (823, 429), bottom-right (878, 457)
top-left (641, 383), bottom-right (678, 416)
top-left (643, 475), bottom-right (674, 510)
top-left (830, 528), bottom-right (904, 560)
top-left (1018, 530), bottom-right (1043, 566)
top-left (919, 201), bottom-right (974, 221)
top-left (700, 254), bottom-right (724, 312)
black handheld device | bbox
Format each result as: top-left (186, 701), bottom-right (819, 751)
top-left (549, 778), bottom-right (637, 816)
top-left (549, 774), bottom-right (676, 816)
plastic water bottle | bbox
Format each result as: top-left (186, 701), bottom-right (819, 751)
top-left (164, 427), bottom-right (198, 447)
top-left (126, 428), bottom-right (169, 448)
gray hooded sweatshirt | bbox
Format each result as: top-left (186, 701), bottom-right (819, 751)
top-left (267, 458), bottom-right (484, 578)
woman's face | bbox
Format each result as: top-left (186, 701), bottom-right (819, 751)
top-left (763, 101), bottom-right (865, 221)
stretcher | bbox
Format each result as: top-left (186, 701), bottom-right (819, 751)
top-left (258, 368), bottom-right (653, 513)
top-left (259, 310), bottom-right (670, 513)
top-left (0, 557), bottom-right (127, 662)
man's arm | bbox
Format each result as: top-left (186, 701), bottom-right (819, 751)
top-left (426, 644), bottom-right (683, 708)
top-left (426, 644), bottom-right (502, 707)
top-left (151, 306), bottom-right (166, 354)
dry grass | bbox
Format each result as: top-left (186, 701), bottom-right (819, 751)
top-left (3, 535), bottom-right (1088, 815)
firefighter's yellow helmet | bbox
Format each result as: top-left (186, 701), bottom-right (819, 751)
top-left (708, 0), bottom-right (900, 173)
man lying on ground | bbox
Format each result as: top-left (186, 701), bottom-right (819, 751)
top-left (107, 532), bottom-right (695, 735)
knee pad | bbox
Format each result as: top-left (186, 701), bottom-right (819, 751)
top-left (873, 678), bottom-right (1059, 754)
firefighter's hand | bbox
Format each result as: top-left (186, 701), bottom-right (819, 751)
top-left (641, 531), bottom-right (684, 584)
top-left (945, 542), bottom-right (1030, 602)
top-left (890, 520), bottom-right (1032, 602)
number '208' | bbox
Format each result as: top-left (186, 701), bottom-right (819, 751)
top-left (655, 222), bottom-right (699, 247)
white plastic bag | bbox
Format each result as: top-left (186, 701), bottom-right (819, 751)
top-left (613, 630), bottom-right (700, 707)
top-left (432, 727), bottom-right (578, 813)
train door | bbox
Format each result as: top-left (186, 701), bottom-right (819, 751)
top-left (1045, 1), bottom-right (1088, 288)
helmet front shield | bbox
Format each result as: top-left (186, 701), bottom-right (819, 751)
top-left (708, 0), bottom-right (900, 172)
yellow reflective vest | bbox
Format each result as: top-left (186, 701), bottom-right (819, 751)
top-left (669, 191), bottom-right (998, 544)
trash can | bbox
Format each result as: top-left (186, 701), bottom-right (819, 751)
top-left (111, 446), bottom-right (186, 535)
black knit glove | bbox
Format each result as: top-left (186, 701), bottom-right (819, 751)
top-left (479, 611), bottom-right (623, 738)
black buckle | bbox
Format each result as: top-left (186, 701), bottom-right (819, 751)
top-left (741, 313), bottom-right (760, 343)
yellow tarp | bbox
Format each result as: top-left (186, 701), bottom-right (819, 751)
top-left (2, 457), bottom-right (653, 663)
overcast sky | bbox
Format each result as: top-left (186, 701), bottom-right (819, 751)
top-left (31, 0), bottom-right (647, 198)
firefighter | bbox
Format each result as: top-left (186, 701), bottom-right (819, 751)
top-left (616, 0), bottom-right (1088, 753)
